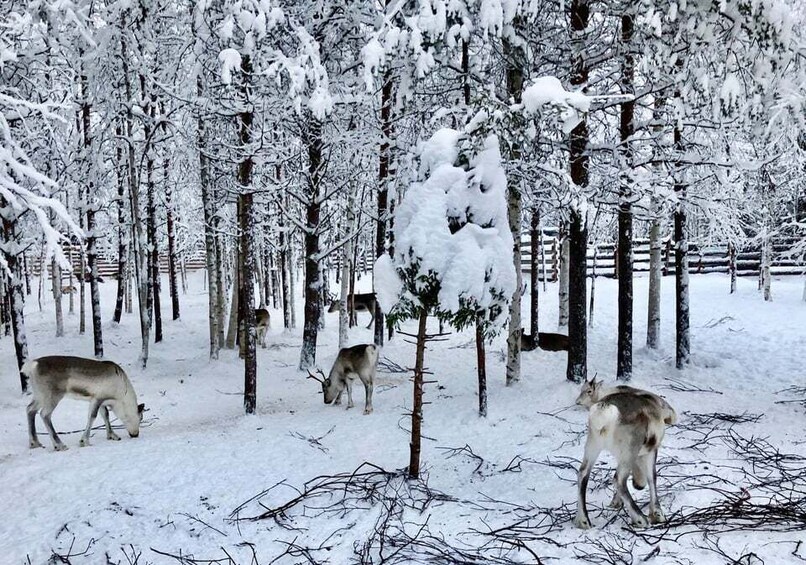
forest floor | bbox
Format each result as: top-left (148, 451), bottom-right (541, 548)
top-left (2, 272), bottom-right (806, 564)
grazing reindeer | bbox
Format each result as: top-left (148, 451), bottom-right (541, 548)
top-left (24, 356), bottom-right (145, 451)
top-left (574, 378), bottom-right (677, 529)
top-left (520, 330), bottom-right (569, 352)
top-left (256, 308), bottom-right (270, 348)
top-left (327, 292), bottom-right (377, 329)
top-left (61, 285), bottom-right (77, 295)
top-left (308, 344), bottom-right (379, 414)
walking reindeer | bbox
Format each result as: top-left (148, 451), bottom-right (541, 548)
top-left (574, 378), bottom-right (677, 528)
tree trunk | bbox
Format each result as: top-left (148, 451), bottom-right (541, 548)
top-left (674, 123), bottom-right (690, 369)
top-left (279, 223), bottom-right (291, 330)
top-left (165, 161), bottom-right (180, 320)
top-left (589, 245), bottom-right (597, 327)
top-left (0, 274), bottom-right (9, 337)
top-left (558, 229), bottom-right (569, 327)
top-left (121, 30), bottom-right (150, 368)
top-left (338, 183), bottom-right (358, 349)
top-left (113, 123), bottom-right (128, 324)
top-left (616, 13), bottom-right (634, 381)
top-left (646, 207), bottom-right (662, 349)
top-left (237, 81), bottom-right (258, 411)
top-left (81, 77), bottom-right (103, 358)
top-left (408, 308), bottom-right (429, 480)
top-left (476, 318), bottom-right (487, 417)
top-left (529, 209), bottom-right (539, 338)
top-left (299, 117), bottom-right (324, 370)
top-left (566, 0), bottom-right (590, 384)
top-left (1, 210), bottom-right (29, 392)
top-left (51, 256), bottom-right (64, 337)
top-left (728, 241), bottom-right (737, 294)
top-left (67, 232), bottom-right (75, 315)
top-left (226, 249), bottom-right (239, 349)
top-left (375, 67), bottom-right (394, 347)
top-left (503, 23), bottom-right (525, 387)
top-left (145, 100), bottom-right (162, 344)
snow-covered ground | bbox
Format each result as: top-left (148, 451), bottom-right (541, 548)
top-left (2, 272), bottom-right (805, 564)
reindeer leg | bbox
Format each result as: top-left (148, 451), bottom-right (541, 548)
top-left (363, 374), bottom-right (374, 415)
top-left (80, 399), bottom-right (102, 447)
top-left (345, 376), bottom-right (354, 409)
top-left (608, 472), bottom-right (623, 509)
top-left (574, 436), bottom-right (601, 529)
top-left (647, 450), bottom-right (665, 524)
top-left (40, 404), bottom-right (68, 451)
top-left (27, 399), bottom-right (44, 449)
top-left (101, 405), bottom-right (121, 441)
top-left (616, 461), bottom-right (648, 528)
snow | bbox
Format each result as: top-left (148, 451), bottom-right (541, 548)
top-left (3, 272), bottom-right (806, 563)
top-left (521, 76), bottom-right (591, 114)
top-left (217, 48), bottom-right (241, 85)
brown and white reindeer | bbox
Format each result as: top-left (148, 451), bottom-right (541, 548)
top-left (255, 308), bottom-right (270, 348)
top-left (24, 356), bottom-right (145, 451)
top-left (327, 292), bottom-right (377, 329)
top-left (308, 344), bottom-right (379, 415)
top-left (574, 377), bottom-right (677, 529)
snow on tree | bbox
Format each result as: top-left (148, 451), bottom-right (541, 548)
top-left (376, 119), bottom-right (516, 478)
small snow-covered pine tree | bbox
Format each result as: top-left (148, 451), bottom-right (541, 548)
top-left (376, 122), bottom-right (516, 479)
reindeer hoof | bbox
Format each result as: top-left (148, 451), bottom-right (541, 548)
top-left (108, 433), bottom-right (121, 441)
top-left (609, 497), bottom-right (623, 509)
top-left (54, 444), bottom-right (69, 452)
top-left (363, 407), bottom-right (373, 415)
top-left (631, 514), bottom-right (649, 528)
top-left (649, 510), bottom-right (666, 524)
top-left (79, 438), bottom-right (90, 447)
top-left (29, 440), bottom-right (44, 449)
top-left (346, 404), bottom-right (354, 410)
top-left (573, 514), bottom-right (592, 529)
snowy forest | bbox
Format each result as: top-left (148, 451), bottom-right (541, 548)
top-left (1, 0), bottom-right (806, 563)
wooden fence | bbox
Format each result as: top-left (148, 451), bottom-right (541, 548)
top-left (25, 234), bottom-right (804, 284)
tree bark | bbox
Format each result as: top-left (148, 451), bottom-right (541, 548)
top-left (121, 28), bottom-right (150, 367)
top-left (674, 122), bottom-right (690, 369)
top-left (1, 208), bottom-right (29, 392)
top-left (558, 228), bottom-right (569, 327)
top-left (476, 318), bottom-right (487, 418)
top-left (165, 159), bottom-right (180, 320)
top-left (503, 22), bottom-right (525, 387)
top-left (408, 308), bottom-right (429, 480)
top-left (338, 183), bottom-right (358, 349)
top-left (113, 123), bottom-right (128, 324)
top-left (299, 117), bottom-right (324, 370)
top-left (144, 96), bottom-right (162, 344)
top-left (81, 73), bottom-right (103, 358)
top-left (529, 208), bottom-right (539, 338)
top-left (616, 12), bottom-right (634, 381)
top-left (566, 0), bottom-right (590, 384)
top-left (728, 241), bottom-right (737, 294)
top-left (646, 203), bottom-right (662, 349)
top-left (375, 67), bottom-right (394, 347)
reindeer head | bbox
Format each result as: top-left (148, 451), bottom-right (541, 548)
top-left (307, 369), bottom-right (334, 404)
top-left (575, 376), bottom-right (602, 408)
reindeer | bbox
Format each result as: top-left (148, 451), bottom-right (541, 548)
top-left (307, 344), bottom-right (379, 415)
top-left (574, 377), bottom-right (677, 529)
top-left (327, 292), bottom-right (377, 329)
top-left (256, 308), bottom-right (270, 348)
top-left (520, 329), bottom-right (569, 352)
top-left (24, 356), bottom-right (145, 451)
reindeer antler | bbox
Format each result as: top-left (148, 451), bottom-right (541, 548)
top-left (307, 369), bottom-right (324, 383)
